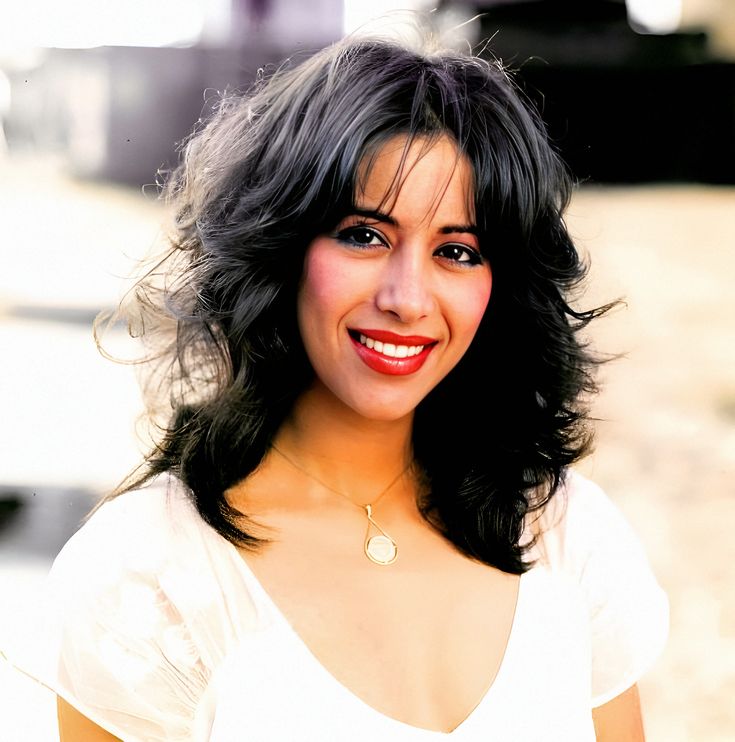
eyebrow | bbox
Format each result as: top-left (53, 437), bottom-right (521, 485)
top-left (351, 207), bottom-right (478, 236)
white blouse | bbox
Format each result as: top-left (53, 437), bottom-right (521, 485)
top-left (3, 471), bottom-right (668, 741)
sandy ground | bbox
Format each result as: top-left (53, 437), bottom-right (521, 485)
top-left (0, 159), bottom-right (733, 740)
top-left (568, 186), bottom-right (735, 741)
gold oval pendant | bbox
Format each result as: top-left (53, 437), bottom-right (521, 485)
top-left (365, 535), bottom-right (398, 565)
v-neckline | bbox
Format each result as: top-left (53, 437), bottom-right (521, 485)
top-left (222, 539), bottom-right (527, 737)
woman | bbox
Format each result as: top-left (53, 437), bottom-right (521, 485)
top-left (16, 33), bottom-right (667, 741)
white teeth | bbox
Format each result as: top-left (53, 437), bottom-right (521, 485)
top-left (357, 334), bottom-right (425, 359)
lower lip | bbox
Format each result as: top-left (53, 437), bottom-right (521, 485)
top-left (349, 335), bottom-right (435, 376)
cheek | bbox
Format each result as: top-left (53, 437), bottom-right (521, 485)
top-left (300, 244), bottom-right (336, 309)
top-left (458, 271), bottom-right (493, 336)
top-left (298, 240), bottom-right (360, 343)
top-left (298, 241), bottom-right (347, 329)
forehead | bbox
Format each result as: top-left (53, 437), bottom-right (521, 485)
top-left (355, 134), bottom-right (476, 223)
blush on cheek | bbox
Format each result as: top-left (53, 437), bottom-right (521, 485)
top-left (468, 274), bottom-right (493, 326)
top-left (301, 241), bottom-right (347, 304)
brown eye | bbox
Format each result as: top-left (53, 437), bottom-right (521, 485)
top-left (335, 226), bottom-right (386, 248)
top-left (434, 243), bottom-right (483, 265)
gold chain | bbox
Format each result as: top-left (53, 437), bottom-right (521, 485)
top-left (270, 443), bottom-right (411, 565)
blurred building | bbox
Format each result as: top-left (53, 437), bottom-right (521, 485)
top-left (0, 0), bottom-right (733, 184)
top-left (0, 0), bottom-right (343, 185)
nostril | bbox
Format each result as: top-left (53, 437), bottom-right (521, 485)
top-left (375, 276), bottom-right (434, 322)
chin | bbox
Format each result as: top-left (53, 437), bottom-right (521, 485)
top-left (339, 389), bottom-right (422, 424)
top-left (353, 405), bottom-right (416, 424)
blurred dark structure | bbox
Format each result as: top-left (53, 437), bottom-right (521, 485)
top-left (438, 0), bottom-right (735, 183)
top-left (14, 44), bottom-right (290, 185)
top-left (0, 485), bottom-right (95, 559)
top-left (1, 0), bottom-right (733, 184)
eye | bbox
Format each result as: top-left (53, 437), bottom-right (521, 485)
top-left (434, 243), bottom-right (484, 266)
top-left (334, 225), bottom-right (387, 248)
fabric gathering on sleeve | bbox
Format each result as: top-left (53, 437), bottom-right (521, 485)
top-left (52, 558), bottom-right (210, 740)
top-left (2, 477), bottom-right (247, 742)
top-left (534, 471), bottom-right (670, 708)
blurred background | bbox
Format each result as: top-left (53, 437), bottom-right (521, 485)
top-left (1, 1), bottom-right (733, 739)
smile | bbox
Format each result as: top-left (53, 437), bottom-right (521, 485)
top-left (348, 329), bottom-right (437, 376)
top-left (358, 334), bottom-right (424, 358)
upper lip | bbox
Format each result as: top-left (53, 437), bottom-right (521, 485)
top-left (350, 328), bottom-right (438, 345)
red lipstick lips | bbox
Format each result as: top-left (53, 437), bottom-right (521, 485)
top-left (352, 329), bottom-right (436, 345)
top-left (349, 328), bottom-right (437, 376)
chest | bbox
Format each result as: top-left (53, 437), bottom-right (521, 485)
top-left (210, 564), bottom-right (595, 741)
top-left (239, 527), bottom-right (520, 733)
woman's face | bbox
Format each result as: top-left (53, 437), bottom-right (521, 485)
top-left (297, 134), bottom-right (493, 422)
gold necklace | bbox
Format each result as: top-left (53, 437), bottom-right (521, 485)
top-left (271, 444), bottom-right (410, 566)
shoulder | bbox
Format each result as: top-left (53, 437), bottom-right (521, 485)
top-left (58, 474), bottom-right (190, 552)
top-left (528, 470), bottom-right (669, 706)
top-left (527, 469), bottom-right (667, 609)
top-left (49, 476), bottom-right (193, 591)
top-left (50, 473), bottom-right (258, 627)
top-left (43, 475), bottom-right (258, 739)
top-left (527, 469), bottom-right (640, 569)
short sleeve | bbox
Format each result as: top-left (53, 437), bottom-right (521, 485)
top-left (3, 482), bottom-right (224, 742)
top-left (535, 471), bottom-right (669, 707)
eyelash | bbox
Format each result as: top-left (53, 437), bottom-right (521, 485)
top-left (335, 225), bottom-right (386, 249)
top-left (333, 224), bottom-right (484, 266)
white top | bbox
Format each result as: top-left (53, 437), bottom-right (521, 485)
top-left (3, 471), bottom-right (668, 741)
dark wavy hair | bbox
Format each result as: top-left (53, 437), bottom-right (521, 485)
top-left (110, 34), bottom-right (612, 574)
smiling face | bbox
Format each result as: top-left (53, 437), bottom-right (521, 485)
top-left (296, 134), bottom-right (493, 423)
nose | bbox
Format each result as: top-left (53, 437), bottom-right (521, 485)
top-left (374, 246), bottom-right (435, 323)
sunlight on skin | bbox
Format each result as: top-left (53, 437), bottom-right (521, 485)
top-left (593, 685), bottom-right (645, 741)
top-left (58, 698), bottom-right (120, 742)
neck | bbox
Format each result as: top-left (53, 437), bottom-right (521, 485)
top-left (273, 381), bottom-right (414, 501)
